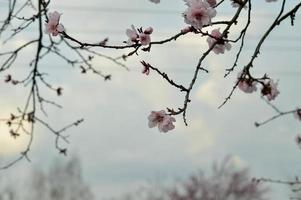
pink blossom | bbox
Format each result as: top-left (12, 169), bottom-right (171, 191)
top-left (206, 28), bottom-right (231, 54)
top-left (294, 109), bottom-right (301, 121)
top-left (144, 27), bottom-right (153, 34)
top-left (183, 0), bottom-right (216, 30)
top-left (126, 26), bottom-right (153, 46)
top-left (126, 25), bottom-right (139, 45)
top-left (148, 110), bottom-right (176, 133)
top-left (45, 11), bottom-right (64, 36)
top-left (237, 71), bottom-right (257, 93)
top-left (238, 80), bottom-right (257, 93)
top-left (237, 73), bottom-right (257, 94)
top-left (139, 33), bottom-right (151, 46)
top-left (261, 79), bottom-right (280, 101)
top-left (139, 27), bottom-right (153, 46)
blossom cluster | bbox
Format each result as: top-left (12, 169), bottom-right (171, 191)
top-left (237, 71), bottom-right (280, 101)
top-left (207, 28), bottom-right (231, 54)
top-left (126, 25), bottom-right (153, 46)
top-left (183, 0), bottom-right (217, 30)
top-left (44, 0), bottom-right (280, 134)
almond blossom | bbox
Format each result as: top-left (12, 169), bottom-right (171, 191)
top-left (45, 11), bottom-right (64, 36)
top-left (183, 0), bottom-right (216, 30)
top-left (237, 72), bottom-right (257, 94)
top-left (261, 79), bottom-right (280, 101)
top-left (148, 110), bottom-right (176, 133)
top-left (206, 28), bottom-right (231, 54)
top-left (126, 25), bottom-right (139, 45)
top-left (139, 34), bottom-right (151, 46)
top-left (126, 26), bottom-right (153, 46)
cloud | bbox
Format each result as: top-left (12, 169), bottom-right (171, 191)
top-left (177, 118), bottom-right (216, 155)
top-left (0, 124), bottom-right (29, 155)
top-left (228, 155), bottom-right (248, 169)
top-left (0, 105), bottom-right (30, 156)
top-left (194, 55), bottom-right (232, 107)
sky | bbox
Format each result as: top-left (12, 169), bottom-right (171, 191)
top-left (0, 0), bottom-right (301, 199)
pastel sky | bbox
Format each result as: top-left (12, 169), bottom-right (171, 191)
top-left (0, 0), bottom-right (301, 199)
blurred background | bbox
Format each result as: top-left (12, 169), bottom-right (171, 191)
top-left (0, 0), bottom-right (300, 199)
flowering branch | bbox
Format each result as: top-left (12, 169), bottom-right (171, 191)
top-left (0, 0), bottom-right (300, 169)
top-left (254, 97), bottom-right (299, 127)
top-left (219, 0), bottom-right (301, 110)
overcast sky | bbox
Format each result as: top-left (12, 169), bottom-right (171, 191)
top-left (0, 0), bottom-right (301, 199)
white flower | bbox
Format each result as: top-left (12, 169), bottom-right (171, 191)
top-left (148, 110), bottom-right (176, 133)
top-left (183, 0), bottom-right (216, 30)
top-left (45, 11), bottom-right (64, 36)
top-left (206, 28), bottom-right (231, 54)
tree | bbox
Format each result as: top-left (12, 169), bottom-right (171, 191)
top-left (47, 157), bottom-right (94, 200)
top-left (0, 0), bottom-right (301, 196)
top-left (0, 157), bottom-right (94, 200)
top-left (115, 156), bottom-right (269, 200)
